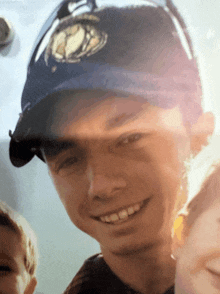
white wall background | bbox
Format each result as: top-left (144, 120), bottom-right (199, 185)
top-left (0, 0), bottom-right (220, 293)
top-left (0, 2), bottom-right (100, 294)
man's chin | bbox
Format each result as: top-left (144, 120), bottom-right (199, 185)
top-left (101, 239), bottom-right (157, 257)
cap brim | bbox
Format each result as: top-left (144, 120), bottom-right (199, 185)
top-left (9, 139), bottom-right (35, 167)
top-left (10, 63), bottom-right (200, 167)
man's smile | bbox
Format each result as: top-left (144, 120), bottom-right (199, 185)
top-left (93, 198), bottom-right (151, 225)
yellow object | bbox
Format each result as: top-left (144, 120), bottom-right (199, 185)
top-left (173, 215), bottom-right (184, 241)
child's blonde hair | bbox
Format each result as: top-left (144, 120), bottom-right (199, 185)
top-left (173, 136), bottom-right (220, 237)
top-left (182, 161), bottom-right (220, 229)
top-left (0, 201), bottom-right (38, 277)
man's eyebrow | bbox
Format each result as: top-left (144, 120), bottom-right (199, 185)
top-left (42, 139), bottom-right (78, 158)
top-left (105, 112), bottom-right (142, 130)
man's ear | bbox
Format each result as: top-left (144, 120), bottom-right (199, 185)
top-left (24, 277), bottom-right (37, 294)
top-left (190, 112), bottom-right (215, 155)
top-left (172, 215), bottom-right (187, 260)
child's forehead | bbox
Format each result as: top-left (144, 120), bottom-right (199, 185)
top-left (0, 225), bottom-right (25, 259)
top-left (186, 181), bottom-right (220, 228)
top-left (201, 172), bottom-right (220, 209)
top-left (0, 225), bottom-right (30, 285)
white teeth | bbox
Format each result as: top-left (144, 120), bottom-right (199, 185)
top-left (119, 210), bottom-right (128, 219)
top-left (127, 206), bottom-right (135, 215)
top-left (104, 216), bottom-right (111, 223)
top-left (110, 214), bottom-right (119, 222)
top-left (134, 203), bottom-right (141, 212)
top-left (99, 201), bottom-right (144, 224)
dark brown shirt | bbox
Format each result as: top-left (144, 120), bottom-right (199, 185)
top-left (63, 254), bottom-right (174, 294)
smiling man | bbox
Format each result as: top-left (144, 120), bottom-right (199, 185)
top-left (9, 0), bottom-right (214, 293)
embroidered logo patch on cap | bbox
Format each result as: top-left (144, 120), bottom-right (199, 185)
top-left (45, 14), bottom-right (108, 64)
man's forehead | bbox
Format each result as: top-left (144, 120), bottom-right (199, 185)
top-left (49, 91), bottom-right (153, 135)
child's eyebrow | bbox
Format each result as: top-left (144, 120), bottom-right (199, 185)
top-left (0, 252), bottom-right (16, 264)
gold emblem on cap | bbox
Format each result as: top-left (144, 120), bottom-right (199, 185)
top-left (45, 14), bottom-right (108, 64)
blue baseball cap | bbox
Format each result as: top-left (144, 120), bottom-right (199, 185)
top-left (9, 0), bottom-right (203, 167)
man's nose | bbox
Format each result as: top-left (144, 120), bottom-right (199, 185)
top-left (87, 166), bottom-right (127, 201)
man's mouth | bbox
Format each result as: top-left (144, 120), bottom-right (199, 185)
top-left (96, 199), bottom-right (149, 225)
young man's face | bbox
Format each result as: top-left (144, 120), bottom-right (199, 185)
top-left (44, 93), bottom-right (192, 256)
top-left (174, 196), bottom-right (220, 294)
top-left (0, 226), bottom-right (31, 294)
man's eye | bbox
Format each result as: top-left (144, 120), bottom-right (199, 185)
top-left (57, 156), bottom-right (79, 171)
top-left (116, 133), bottom-right (143, 147)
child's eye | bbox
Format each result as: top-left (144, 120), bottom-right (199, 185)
top-left (0, 265), bottom-right (12, 276)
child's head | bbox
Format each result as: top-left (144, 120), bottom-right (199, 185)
top-left (172, 145), bottom-right (220, 294)
top-left (0, 201), bottom-right (38, 294)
